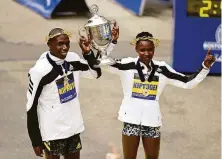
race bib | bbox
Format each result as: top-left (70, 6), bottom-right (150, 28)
top-left (56, 73), bottom-right (77, 103)
top-left (132, 73), bottom-right (159, 100)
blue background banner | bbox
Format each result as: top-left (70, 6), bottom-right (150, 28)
top-left (15, 0), bottom-right (62, 19)
top-left (114, 0), bottom-right (145, 15)
top-left (114, 0), bottom-right (172, 16)
top-left (173, 0), bottom-right (221, 74)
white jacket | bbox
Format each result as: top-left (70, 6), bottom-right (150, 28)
top-left (103, 45), bottom-right (210, 127)
top-left (26, 51), bottom-right (101, 146)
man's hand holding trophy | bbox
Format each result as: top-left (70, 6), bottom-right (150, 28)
top-left (78, 4), bottom-right (119, 68)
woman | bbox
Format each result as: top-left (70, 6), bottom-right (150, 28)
top-left (102, 31), bottom-right (216, 159)
top-left (82, 30), bottom-right (215, 159)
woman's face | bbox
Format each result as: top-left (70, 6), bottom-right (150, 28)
top-left (136, 40), bottom-right (155, 64)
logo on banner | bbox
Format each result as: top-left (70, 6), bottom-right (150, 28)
top-left (203, 24), bottom-right (221, 50)
top-left (203, 24), bottom-right (221, 62)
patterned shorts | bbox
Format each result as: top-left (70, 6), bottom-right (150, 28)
top-left (122, 122), bottom-right (161, 138)
top-left (43, 134), bottom-right (82, 156)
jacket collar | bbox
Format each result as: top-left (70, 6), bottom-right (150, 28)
top-left (135, 56), bottom-right (154, 73)
top-left (135, 57), bottom-right (157, 82)
top-left (48, 52), bottom-right (65, 65)
top-left (46, 53), bottom-right (66, 76)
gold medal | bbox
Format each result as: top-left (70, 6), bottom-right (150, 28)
top-left (61, 62), bottom-right (69, 87)
top-left (64, 74), bottom-right (69, 87)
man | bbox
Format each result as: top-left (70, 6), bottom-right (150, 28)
top-left (26, 28), bottom-right (105, 159)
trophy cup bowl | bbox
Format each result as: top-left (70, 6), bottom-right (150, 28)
top-left (79, 4), bottom-right (116, 68)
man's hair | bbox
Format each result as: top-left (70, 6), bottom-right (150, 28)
top-left (48, 28), bottom-right (64, 37)
top-left (46, 28), bottom-right (72, 42)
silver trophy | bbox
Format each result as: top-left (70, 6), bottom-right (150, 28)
top-left (79, 4), bottom-right (116, 67)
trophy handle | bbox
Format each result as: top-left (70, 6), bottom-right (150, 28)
top-left (109, 20), bottom-right (118, 29)
top-left (78, 26), bottom-right (87, 37)
top-left (109, 19), bottom-right (117, 26)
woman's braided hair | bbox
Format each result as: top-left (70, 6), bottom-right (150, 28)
top-left (131, 31), bottom-right (160, 47)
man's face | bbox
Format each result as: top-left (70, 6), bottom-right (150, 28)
top-left (48, 34), bottom-right (70, 59)
top-left (136, 40), bottom-right (155, 64)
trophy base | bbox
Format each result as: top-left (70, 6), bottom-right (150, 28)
top-left (93, 56), bottom-right (116, 68)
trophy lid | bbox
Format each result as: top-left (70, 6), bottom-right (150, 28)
top-left (84, 4), bottom-right (109, 27)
